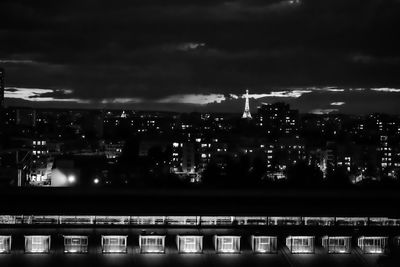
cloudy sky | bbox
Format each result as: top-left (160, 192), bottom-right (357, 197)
top-left (1, 0), bottom-right (400, 114)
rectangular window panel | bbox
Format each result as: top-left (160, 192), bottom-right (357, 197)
top-left (28, 216), bottom-right (59, 225)
top-left (0, 236), bottom-right (11, 253)
top-left (252, 236), bottom-right (277, 253)
top-left (0, 216), bottom-right (17, 225)
top-left (95, 216), bottom-right (129, 225)
top-left (336, 217), bottom-right (368, 226)
top-left (235, 217), bottom-right (268, 225)
top-left (214, 236), bottom-right (240, 253)
top-left (369, 217), bottom-right (400, 226)
top-left (303, 217), bottom-right (335, 226)
top-left (140, 235), bottom-right (165, 253)
top-left (130, 216), bottom-right (165, 225)
top-left (165, 216), bottom-right (199, 225)
top-left (64, 236), bottom-right (88, 253)
top-left (322, 236), bottom-right (351, 253)
top-left (268, 217), bottom-right (302, 226)
top-left (60, 216), bottom-right (94, 225)
top-left (286, 236), bottom-right (314, 254)
top-left (358, 237), bottom-right (388, 254)
top-left (101, 236), bottom-right (127, 253)
top-left (177, 236), bottom-right (203, 253)
top-left (201, 216), bottom-right (234, 225)
top-left (25, 236), bottom-right (50, 253)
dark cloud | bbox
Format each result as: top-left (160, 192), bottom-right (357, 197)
top-left (1, 0), bottom-right (400, 112)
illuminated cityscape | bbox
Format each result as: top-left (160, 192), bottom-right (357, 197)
top-left (1, 0), bottom-right (400, 266)
top-left (1, 96), bottom-right (400, 187)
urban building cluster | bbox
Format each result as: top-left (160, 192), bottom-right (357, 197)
top-left (1, 69), bottom-right (400, 187)
top-left (1, 102), bottom-right (400, 187)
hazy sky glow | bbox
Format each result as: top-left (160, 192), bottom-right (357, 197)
top-left (1, 0), bottom-right (400, 113)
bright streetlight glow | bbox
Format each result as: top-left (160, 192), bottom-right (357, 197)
top-left (67, 175), bottom-right (76, 183)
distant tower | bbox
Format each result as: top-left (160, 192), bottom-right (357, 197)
top-left (242, 89), bottom-right (252, 119)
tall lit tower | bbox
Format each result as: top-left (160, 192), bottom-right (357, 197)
top-left (242, 89), bottom-right (252, 119)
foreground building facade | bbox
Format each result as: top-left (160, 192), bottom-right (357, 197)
top-left (0, 214), bottom-right (399, 255)
top-left (0, 188), bottom-right (400, 267)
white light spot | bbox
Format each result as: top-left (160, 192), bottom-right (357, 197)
top-left (67, 175), bottom-right (76, 183)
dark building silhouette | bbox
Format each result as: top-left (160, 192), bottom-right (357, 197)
top-left (0, 68), bottom-right (5, 148)
top-left (0, 68), bottom-right (4, 109)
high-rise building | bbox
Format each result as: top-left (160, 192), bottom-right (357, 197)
top-left (256, 102), bottom-right (299, 137)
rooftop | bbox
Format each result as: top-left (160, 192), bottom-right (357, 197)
top-left (1, 188), bottom-right (399, 217)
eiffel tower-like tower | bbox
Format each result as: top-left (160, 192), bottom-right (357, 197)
top-left (242, 89), bottom-right (252, 119)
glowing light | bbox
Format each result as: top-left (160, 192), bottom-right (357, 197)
top-left (93, 178), bottom-right (99, 184)
top-left (173, 142), bottom-right (180, 147)
top-left (177, 236), bottom-right (203, 253)
top-left (252, 236), bottom-right (277, 253)
top-left (24, 236), bottom-right (50, 253)
top-left (0, 236), bottom-right (11, 253)
top-left (64, 236), bottom-right (88, 253)
top-left (358, 236), bottom-right (388, 254)
top-left (67, 175), bottom-right (76, 183)
top-left (286, 236), bottom-right (315, 254)
top-left (139, 235), bottom-right (165, 253)
top-left (101, 235), bottom-right (127, 253)
top-left (322, 236), bottom-right (351, 254)
top-left (214, 236), bottom-right (241, 253)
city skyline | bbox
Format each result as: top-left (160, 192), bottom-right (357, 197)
top-left (2, 1), bottom-right (400, 266)
top-left (1, 0), bottom-right (400, 114)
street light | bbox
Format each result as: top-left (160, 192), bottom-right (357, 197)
top-left (93, 178), bottom-right (99, 184)
top-left (67, 175), bottom-right (76, 183)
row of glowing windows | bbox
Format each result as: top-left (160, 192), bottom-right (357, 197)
top-left (0, 235), bottom-right (392, 254)
top-left (33, 141), bottom-right (46, 146)
top-left (1, 215), bottom-right (400, 226)
top-left (32, 150), bottom-right (48, 155)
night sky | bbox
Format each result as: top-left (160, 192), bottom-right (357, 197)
top-left (1, 0), bottom-right (400, 114)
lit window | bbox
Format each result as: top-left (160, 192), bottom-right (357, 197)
top-left (286, 236), bottom-right (314, 254)
top-left (25, 236), bottom-right (50, 253)
top-left (64, 236), bottom-right (88, 253)
top-left (322, 236), bottom-right (351, 253)
top-left (177, 236), bottom-right (203, 253)
top-left (101, 236), bottom-right (127, 253)
top-left (252, 236), bottom-right (277, 253)
top-left (0, 236), bottom-right (11, 253)
top-left (214, 236), bottom-right (240, 253)
top-left (139, 235), bottom-right (165, 253)
top-left (358, 236), bottom-right (388, 254)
